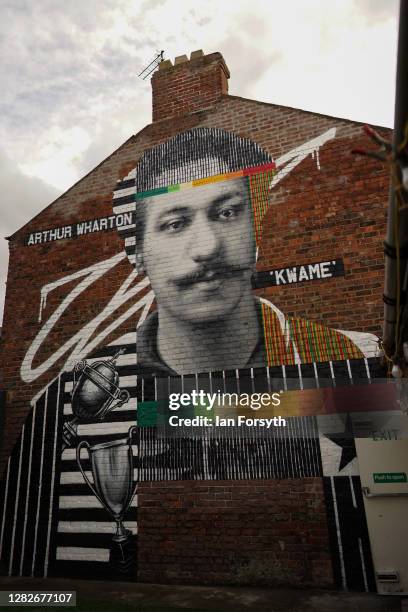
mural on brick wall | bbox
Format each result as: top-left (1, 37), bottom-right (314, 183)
top-left (21, 128), bottom-right (379, 384)
top-left (0, 127), bottom-right (388, 588)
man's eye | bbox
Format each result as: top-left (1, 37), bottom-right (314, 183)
top-left (160, 218), bottom-right (187, 233)
top-left (217, 206), bottom-right (239, 220)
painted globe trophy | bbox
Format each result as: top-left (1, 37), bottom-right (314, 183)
top-left (77, 426), bottom-right (138, 574)
top-left (62, 348), bottom-right (130, 450)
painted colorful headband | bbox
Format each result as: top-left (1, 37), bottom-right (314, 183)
top-left (133, 162), bottom-right (276, 200)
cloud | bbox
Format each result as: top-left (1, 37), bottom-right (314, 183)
top-left (0, 150), bottom-right (60, 235)
top-left (0, 149), bottom-right (60, 322)
top-left (0, 0), bottom-right (398, 192)
top-left (0, 0), bottom-right (153, 191)
top-left (219, 13), bottom-right (283, 96)
top-left (356, 0), bottom-right (397, 23)
top-left (238, 0), bottom-right (398, 126)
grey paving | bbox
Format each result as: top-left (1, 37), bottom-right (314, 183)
top-left (0, 576), bottom-right (403, 611)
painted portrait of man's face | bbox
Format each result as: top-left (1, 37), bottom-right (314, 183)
top-left (139, 171), bottom-right (256, 326)
top-left (115, 127), bottom-right (277, 373)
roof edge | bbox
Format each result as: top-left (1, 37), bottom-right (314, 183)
top-left (222, 93), bottom-right (392, 131)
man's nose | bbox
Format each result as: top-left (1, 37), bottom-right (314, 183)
top-left (189, 219), bottom-right (221, 262)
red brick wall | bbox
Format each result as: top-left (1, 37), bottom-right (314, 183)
top-left (0, 51), bottom-right (390, 590)
top-left (256, 135), bottom-right (388, 333)
top-left (137, 479), bottom-right (333, 587)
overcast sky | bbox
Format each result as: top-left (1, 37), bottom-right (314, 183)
top-left (0, 0), bottom-right (400, 323)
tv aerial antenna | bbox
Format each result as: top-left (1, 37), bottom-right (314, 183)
top-left (138, 50), bottom-right (165, 80)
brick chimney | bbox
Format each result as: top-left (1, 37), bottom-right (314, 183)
top-left (151, 50), bottom-right (230, 122)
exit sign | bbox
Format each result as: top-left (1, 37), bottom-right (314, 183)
top-left (373, 472), bottom-right (407, 484)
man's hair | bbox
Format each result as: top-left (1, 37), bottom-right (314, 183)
top-left (134, 127), bottom-right (272, 192)
top-left (134, 127), bottom-right (273, 249)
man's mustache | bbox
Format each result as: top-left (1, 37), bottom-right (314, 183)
top-left (174, 264), bottom-right (251, 287)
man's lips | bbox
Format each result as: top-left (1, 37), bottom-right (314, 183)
top-left (174, 266), bottom-right (248, 288)
top-left (192, 273), bottom-right (224, 292)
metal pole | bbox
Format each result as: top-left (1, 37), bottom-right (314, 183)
top-left (383, 0), bottom-right (408, 360)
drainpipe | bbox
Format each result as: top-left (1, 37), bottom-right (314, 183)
top-left (383, 0), bottom-right (408, 364)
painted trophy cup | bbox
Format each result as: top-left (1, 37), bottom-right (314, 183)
top-left (77, 426), bottom-right (138, 574)
top-left (62, 348), bottom-right (130, 450)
